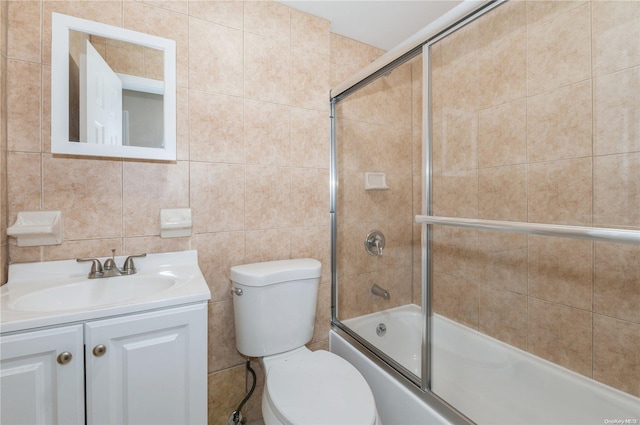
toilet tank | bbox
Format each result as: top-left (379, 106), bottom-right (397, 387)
top-left (231, 259), bottom-right (322, 357)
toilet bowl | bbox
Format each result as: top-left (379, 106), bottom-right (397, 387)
top-left (261, 347), bottom-right (378, 425)
top-left (230, 259), bottom-right (380, 425)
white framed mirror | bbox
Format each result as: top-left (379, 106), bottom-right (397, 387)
top-left (51, 13), bottom-right (177, 161)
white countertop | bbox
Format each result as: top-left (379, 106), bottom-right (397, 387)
top-left (1, 250), bottom-right (211, 334)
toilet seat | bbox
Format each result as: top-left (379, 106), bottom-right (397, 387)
top-left (264, 350), bottom-right (377, 425)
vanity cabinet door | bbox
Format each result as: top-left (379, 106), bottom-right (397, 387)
top-left (0, 325), bottom-right (85, 425)
top-left (84, 303), bottom-right (208, 425)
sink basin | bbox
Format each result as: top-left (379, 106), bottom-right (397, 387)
top-left (1, 250), bottom-right (212, 334)
top-left (8, 275), bottom-right (178, 312)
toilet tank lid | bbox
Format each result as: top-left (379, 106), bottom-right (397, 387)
top-left (230, 258), bottom-right (321, 287)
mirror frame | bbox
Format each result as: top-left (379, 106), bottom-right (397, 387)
top-left (51, 13), bottom-right (177, 161)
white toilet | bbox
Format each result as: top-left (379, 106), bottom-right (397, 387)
top-left (231, 258), bottom-right (380, 425)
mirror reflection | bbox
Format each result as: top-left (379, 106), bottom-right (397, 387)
top-left (68, 30), bottom-right (165, 149)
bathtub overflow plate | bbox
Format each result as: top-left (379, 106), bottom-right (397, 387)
top-left (376, 323), bottom-right (387, 337)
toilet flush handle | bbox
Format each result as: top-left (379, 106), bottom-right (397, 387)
top-left (230, 287), bottom-right (243, 296)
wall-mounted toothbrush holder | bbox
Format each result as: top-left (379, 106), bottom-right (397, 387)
top-left (7, 211), bottom-right (63, 247)
top-left (160, 208), bottom-right (192, 238)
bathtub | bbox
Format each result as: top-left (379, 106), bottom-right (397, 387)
top-left (331, 304), bottom-right (640, 425)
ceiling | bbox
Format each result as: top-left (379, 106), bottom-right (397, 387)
top-left (279, 1), bottom-right (462, 51)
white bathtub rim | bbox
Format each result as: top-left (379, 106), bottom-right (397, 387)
top-left (339, 304), bottom-right (640, 424)
top-left (330, 326), bottom-right (473, 425)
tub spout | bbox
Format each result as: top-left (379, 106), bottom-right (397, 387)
top-left (371, 284), bottom-right (390, 300)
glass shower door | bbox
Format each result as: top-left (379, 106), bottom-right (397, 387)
top-left (333, 53), bottom-right (424, 381)
top-left (425, 1), bottom-right (640, 423)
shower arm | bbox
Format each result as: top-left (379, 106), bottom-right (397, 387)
top-left (415, 215), bottom-right (640, 245)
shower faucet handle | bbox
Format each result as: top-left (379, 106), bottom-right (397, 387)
top-left (364, 230), bottom-right (385, 256)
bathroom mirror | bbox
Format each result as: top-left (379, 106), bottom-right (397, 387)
top-left (51, 13), bottom-right (176, 161)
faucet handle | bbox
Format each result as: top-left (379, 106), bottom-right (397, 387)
top-left (122, 253), bottom-right (147, 274)
top-left (77, 258), bottom-right (104, 276)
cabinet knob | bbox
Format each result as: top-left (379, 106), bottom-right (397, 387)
top-left (57, 351), bottom-right (73, 365)
top-left (93, 344), bottom-right (107, 357)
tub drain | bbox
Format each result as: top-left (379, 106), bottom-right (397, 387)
top-left (376, 323), bottom-right (387, 336)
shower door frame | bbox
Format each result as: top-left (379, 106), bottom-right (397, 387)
top-left (332, 0), bottom-right (640, 422)
top-left (329, 1), bottom-right (501, 424)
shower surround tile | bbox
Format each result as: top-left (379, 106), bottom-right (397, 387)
top-left (478, 99), bottom-right (526, 168)
top-left (594, 315), bottom-right (640, 398)
top-left (476, 232), bottom-right (527, 295)
top-left (478, 164), bottom-right (527, 221)
top-left (477, 2), bottom-right (526, 109)
top-left (594, 242), bottom-right (640, 324)
top-left (593, 66), bottom-right (640, 156)
top-left (439, 108), bottom-right (478, 173)
top-left (527, 236), bottom-right (593, 310)
top-left (360, 123), bottom-right (412, 173)
top-left (527, 298), bottom-right (593, 377)
top-left (526, 80), bottom-right (592, 162)
top-left (525, 1), bottom-right (587, 27)
top-left (478, 286), bottom-right (527, 350)
top-left (527, 158), bottom-right (593, 226)
top-left (433, 272), bottom-right (479, 329)
top-left (432, 169), bottom-right (478, 218)
top-left (526, 3), bottom-right (591, 96)
top-left (591, 1), bottom-right (640, 77)
top-left (440, 20), bottom-right (478, 113)
top-left (594, 152), bottom-right (640, 229)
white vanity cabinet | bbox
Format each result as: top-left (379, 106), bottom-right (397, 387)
top-left (1, 302), bottom-right (208, 425)
top-left (85, 303), bottom-right (207, 425)
top-left (0, 325), bottom-right (85, 425)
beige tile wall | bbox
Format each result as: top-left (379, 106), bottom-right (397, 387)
top-left (431, 0), bottom-right (640, 398)
top-left (0, 0), bottom-right (7, 284)
top-left (2, 1), bottom-right (379, 423)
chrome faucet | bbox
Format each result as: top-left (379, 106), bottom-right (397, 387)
top-left (371, 284), bottom-right (390, 300)
top-left (364, 230), bottom-right (385, 256)
top-left (77, 249), bottom-right (147, 279)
